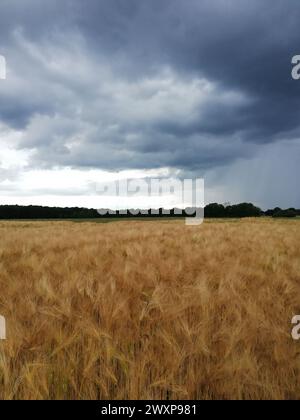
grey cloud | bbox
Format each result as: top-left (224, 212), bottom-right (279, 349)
top-left (0, 0), bottom-right (300, 206)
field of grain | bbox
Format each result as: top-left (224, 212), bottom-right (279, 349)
top-left (0, 219), bottom-right (299, 400)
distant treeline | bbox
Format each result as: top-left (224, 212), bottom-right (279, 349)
top-left (0, 203), bottom-right (299, 219)
top-left (205, 203), bottom-right (300, 218)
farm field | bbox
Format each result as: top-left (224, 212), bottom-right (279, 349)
top-left (0, 219), bottom-right (299, 400)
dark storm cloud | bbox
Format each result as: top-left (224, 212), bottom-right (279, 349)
top-left (0, 0), bottom-right (300, 175)
top-left (72, 0), bottom-right (300, 141)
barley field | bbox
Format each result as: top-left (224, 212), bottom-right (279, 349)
top-left (0, 219), bottom-right (299, 400)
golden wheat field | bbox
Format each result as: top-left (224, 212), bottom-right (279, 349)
top-left (0, 218), bottom-right (299, 400)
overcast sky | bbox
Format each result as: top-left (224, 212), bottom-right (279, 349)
top-left (0, 0), bottom-right (300, 210)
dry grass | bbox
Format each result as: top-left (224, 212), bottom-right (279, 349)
top-left (0, 218), bottom-right (300, 400)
